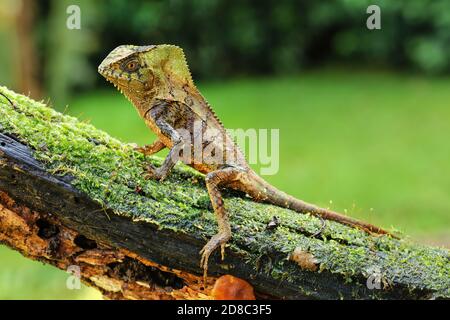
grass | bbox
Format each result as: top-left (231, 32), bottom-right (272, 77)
top-left (1, 69), bottom-right (449, 299)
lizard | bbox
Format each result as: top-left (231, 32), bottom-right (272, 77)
top-left (98, 44), bottom-right (392, 279)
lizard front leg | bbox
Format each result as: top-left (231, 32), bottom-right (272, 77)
top-left (144, 105), bottom-right (184, 181)
top-left (200, 166), bottom-right (244, 281)
top-left (135, 139), bottom-right (166, 156)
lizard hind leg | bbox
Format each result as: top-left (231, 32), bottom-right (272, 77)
top-left (200, 166), bottom-right (243, 281)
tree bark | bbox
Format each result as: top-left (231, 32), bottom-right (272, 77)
top-left (0, 86), bottom-right (448, 300)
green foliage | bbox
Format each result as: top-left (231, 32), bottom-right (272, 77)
top-left (0, 31), bottom-right (16, 87)
top-left (43, 0), bottom-right (101, 106)
top-left (35, 0), bottom-right (450, 106)
top-left (91, 0), bottom-right (450, 78)
top-left (0, 247), bottom-right (100, 299)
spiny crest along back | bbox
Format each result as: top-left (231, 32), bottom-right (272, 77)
top-left (142, 45), bottom-right (194, 87)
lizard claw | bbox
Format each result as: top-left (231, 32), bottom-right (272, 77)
top-left (199, 247), bottom-right (209, 284)
top-left (144, 164), bottom-right (166, 181)
top-left (199, 234), bottom-right (230, 283)
top-left (134, 145), bottom-right (147, 154)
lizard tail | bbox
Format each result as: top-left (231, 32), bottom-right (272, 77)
top-left (248, 172), bottom-right (392, 236)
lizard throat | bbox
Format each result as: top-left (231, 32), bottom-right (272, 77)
top-left (104, 77), bottom-right (141, 100)
top-left (106, 78), bottom-right (153, 117)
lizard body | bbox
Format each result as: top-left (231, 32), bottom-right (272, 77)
top-left (98, 45), bottom-right (391, 278)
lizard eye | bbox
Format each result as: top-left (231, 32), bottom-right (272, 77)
top-left (122, 59), bottom-right (140, 73)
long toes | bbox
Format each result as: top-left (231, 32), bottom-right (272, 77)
top-left (220, 244), bottom-right (226, 261)
top-left (200, 251), bottom-right (210, 274)
top-left (199, 247), bottom-right (210, 268)
top-left (144, 165), bottom-right (162, 180)
top-left (144, 172), bottom-right (157, 180)
top-left (199, 251), bottom-right (205, 268)
top-left (199, 248), bottom-right (206, 267)
top-left (199, 234), bottom-right (231, 279)
top-left (200, 254), bottom-right (208, 270)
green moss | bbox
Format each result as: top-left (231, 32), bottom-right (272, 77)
top-left (0, 86), bottom-right (448, 298)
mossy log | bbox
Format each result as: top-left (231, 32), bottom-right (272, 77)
top-left (0, 86), bottom-right (448, 300)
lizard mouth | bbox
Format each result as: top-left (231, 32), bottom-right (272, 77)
top-left (108, 78), bottom-right (130, 99)
top-left (101, 73), bottom-right (146, 106)
top-left (98, 65), bottom-right (148, 106)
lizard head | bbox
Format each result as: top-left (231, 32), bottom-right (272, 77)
top-left (98, 45), bottom-right (155, 102)
top-left (98, 44), bottom-right (194, 110)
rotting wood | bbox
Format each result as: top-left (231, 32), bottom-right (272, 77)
top-left (0, 190), bottom-right (213, 300)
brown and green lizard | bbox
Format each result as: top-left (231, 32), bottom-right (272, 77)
top-left (98, 45), bottom-right (392, 278)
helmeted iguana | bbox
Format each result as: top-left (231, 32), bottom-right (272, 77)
top-left (98, 45), bottom-right (391, 278)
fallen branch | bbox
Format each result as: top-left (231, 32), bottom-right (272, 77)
top-left (0, 86), bottom-right (448, 299)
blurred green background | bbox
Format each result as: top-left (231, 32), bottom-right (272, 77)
top-left (0, 0), bottom-right (449, 299)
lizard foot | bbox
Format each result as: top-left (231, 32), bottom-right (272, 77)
top-left (144, 164), bottom-right (166, 181)
top-left (134, 145), bottom-right (148, 154)
top-left (199, 233), bottom-right (230, 283)
top-left (134, 140), bottom-right (165, 156)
